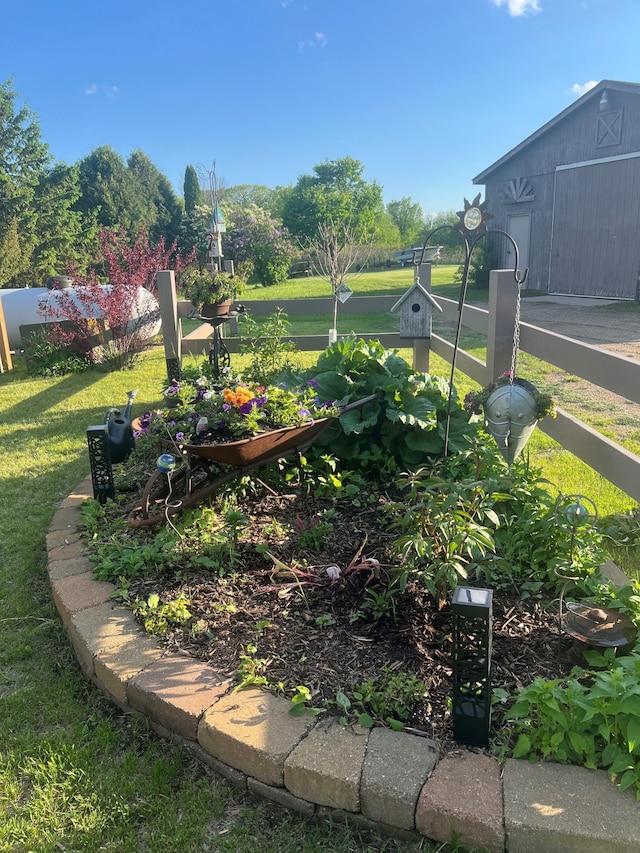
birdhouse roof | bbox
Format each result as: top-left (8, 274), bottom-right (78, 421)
top-left (390, 282), bottom-right (441, 314)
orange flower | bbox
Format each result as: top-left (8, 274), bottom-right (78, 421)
top-left (223, 387), bottom-right (253, 407)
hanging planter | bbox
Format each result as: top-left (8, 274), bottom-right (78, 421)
top-left (464, 374), bottom-right (556, 465)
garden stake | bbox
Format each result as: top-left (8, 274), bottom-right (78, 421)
top-left (416, 196), bottom-right (527, 456)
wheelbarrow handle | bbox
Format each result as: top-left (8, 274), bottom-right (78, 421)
top-left (338, 393), bottom-right (381, 414)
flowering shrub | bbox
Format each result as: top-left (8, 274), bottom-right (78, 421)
top-left (134, 377), bottom-right (340, 446)
top-left (463, 372), bottom-right (556, 420)
top-left (40, 227), bottom-right (193, 369)
top-left (224, 204), bottom-right (295, 286)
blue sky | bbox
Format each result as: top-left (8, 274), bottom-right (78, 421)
top-left (2, 0), bottom-right (639, 216)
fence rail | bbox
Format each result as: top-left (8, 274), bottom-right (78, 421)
top-left (156, 269), bottom-right (640, 503)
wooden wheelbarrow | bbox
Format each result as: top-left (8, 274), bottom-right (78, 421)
top-left (127, 393), bottom-right (379, 528)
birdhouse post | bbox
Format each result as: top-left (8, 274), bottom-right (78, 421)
top-left (390, 262), bottom-right (441, 371)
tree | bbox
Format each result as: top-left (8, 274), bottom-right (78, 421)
top-left (75, 146), bottom-right (143, 235)
top-left (183, 164), bottom-right (201, 215)
top-left (282, 157), bottom-right (383, 244)
top-left (28, 163), bottom-right (89, 283)
top-left (387, 197), bottom-right (424, 246)
top-left (225, 204), bottom-right (294, 286)
top-left (127, 150), bottom-right (183, 246)
top-left (305, 218), bottom-right (370, 333)
top-left (0, 79), bottom-right (51, 285)
top-left (422, 210), bottom-right (464, 252)
top-left (221, 184), bottom-right (277, 213)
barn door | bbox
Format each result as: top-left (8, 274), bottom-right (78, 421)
top-left (550, 157), bottom-right (640, 298)
top-left (506, 214), bottom-right (530, 279)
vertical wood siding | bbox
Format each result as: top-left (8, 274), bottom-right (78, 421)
top-left (478, 88), bottom-right (640, 297)
top-left (550, 156), bottom-right (640, 297)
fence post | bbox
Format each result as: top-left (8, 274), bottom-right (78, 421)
top-left (156, 270), bottom-right (181, 382)
top-left (486, 270), bottom-right (519, 383)
top-left (412, 262), bottom-right (432, 372)
top-left (0, 295), bottom-right (12, 372)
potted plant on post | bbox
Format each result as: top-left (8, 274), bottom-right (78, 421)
top-left (464, 372), bottom-right (556, 464)
top-left (183, 270), bottom-right (243, 318)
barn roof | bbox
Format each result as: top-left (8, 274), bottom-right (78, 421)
top-left (473, 79), bottom-right (640, 184)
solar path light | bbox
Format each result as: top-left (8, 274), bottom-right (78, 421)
top-left (451, 585), bottom-right (493, 747)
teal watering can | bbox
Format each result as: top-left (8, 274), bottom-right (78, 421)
top-left (103, 389), bottom-right (138, 463)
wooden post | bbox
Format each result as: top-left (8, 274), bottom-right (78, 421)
top-left (156, 270), bottom-right (181, 382)
top-left (412, 262), bottom-right (432, 372)
top-left (486, 270), bottom-right (519, 383)
top-left (0, 294), bottom-right (13, 372)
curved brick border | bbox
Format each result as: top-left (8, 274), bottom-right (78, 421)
top-left (47, 479), bottom-right (640, 853)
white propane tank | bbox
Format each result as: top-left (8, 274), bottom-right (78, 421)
top-left (0, 285), bottom-right (162, 351)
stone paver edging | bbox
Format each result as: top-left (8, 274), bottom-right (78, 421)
top-left (47, 479), bottom-right (640, 852)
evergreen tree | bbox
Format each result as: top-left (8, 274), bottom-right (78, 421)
top-left (183, 164), bottom-right (201, 215)
top-left (0, 79), bottom-right (51, 285)
top-left (75, 145), bottom-right (144, 236)
top-left (127, 149), bottom-right (182, 246)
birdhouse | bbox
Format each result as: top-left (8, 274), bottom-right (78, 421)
top-left (390, 282), bottom-right (440, 339)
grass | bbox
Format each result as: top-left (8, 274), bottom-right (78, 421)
top-left (0, 351), bottom-right (451, 853)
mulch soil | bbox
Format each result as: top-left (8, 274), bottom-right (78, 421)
top-left (121, 476), bottom-right (578, 754)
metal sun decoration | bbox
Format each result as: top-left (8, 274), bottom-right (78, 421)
top-left (415, 194), bottom-right (529, 459)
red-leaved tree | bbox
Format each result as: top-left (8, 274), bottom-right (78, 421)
top-left (41, 227), bottom-right (193, 369)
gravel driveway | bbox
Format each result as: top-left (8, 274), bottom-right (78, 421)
top-left (519, 296), bottom-right (640, 360)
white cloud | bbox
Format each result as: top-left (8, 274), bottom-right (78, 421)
top-left (298, 32), bottom-right (328, 50)
top-left (491, 0), bottom-right (541, 16)
top-left (569, 80), bottom-right (598, 97)
top-left (85, 84), bottom-right (119, 98)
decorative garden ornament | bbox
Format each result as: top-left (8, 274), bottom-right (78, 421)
top-left (483, 382), bottom-right (538, 465)
top-left (103, 389), bottom-right (138, 463)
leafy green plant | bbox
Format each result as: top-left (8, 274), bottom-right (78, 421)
top-left (288, 685), bottom-right (324, 717)
top-left (24, 328), bottom-right (93, 377)
top-left (391, 470), bottom-right (498, 605)
top-left (332, 670), bottom-right (426, 730)
top-left (503, 648), bottom-right (640, 796)
top-left (295, 513), bottom-right (334, 551)
top-left (239, 308), bottom-right (299, 385)
top-left (133, 593), bottom-right (192, 636)
top-left (182, 268), bottom-right (243, 309)
top-left (281, 336), bottom-right (478, 475)
top-left (234, 643), bottom-right (270, 691)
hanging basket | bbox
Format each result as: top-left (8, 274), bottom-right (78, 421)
top-left (484, 383), bottom-right (538, 465)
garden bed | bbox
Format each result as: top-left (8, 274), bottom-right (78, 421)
top-left (104, 478), bottom-right (576, 752)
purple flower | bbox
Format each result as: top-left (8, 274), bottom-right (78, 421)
top-left (175, 432), bottom-right (185, 441)
top-left (307, 379), bottom-right (319, 387)
top-left (298, 407), bottom-right (311, 418)
top-left (239, 401), bottom-right (255, 414)
top-left (222, 403), bottom-right (231, 412)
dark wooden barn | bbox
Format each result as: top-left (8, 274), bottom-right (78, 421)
top-left (473, 80), bottom-right (640, 299)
